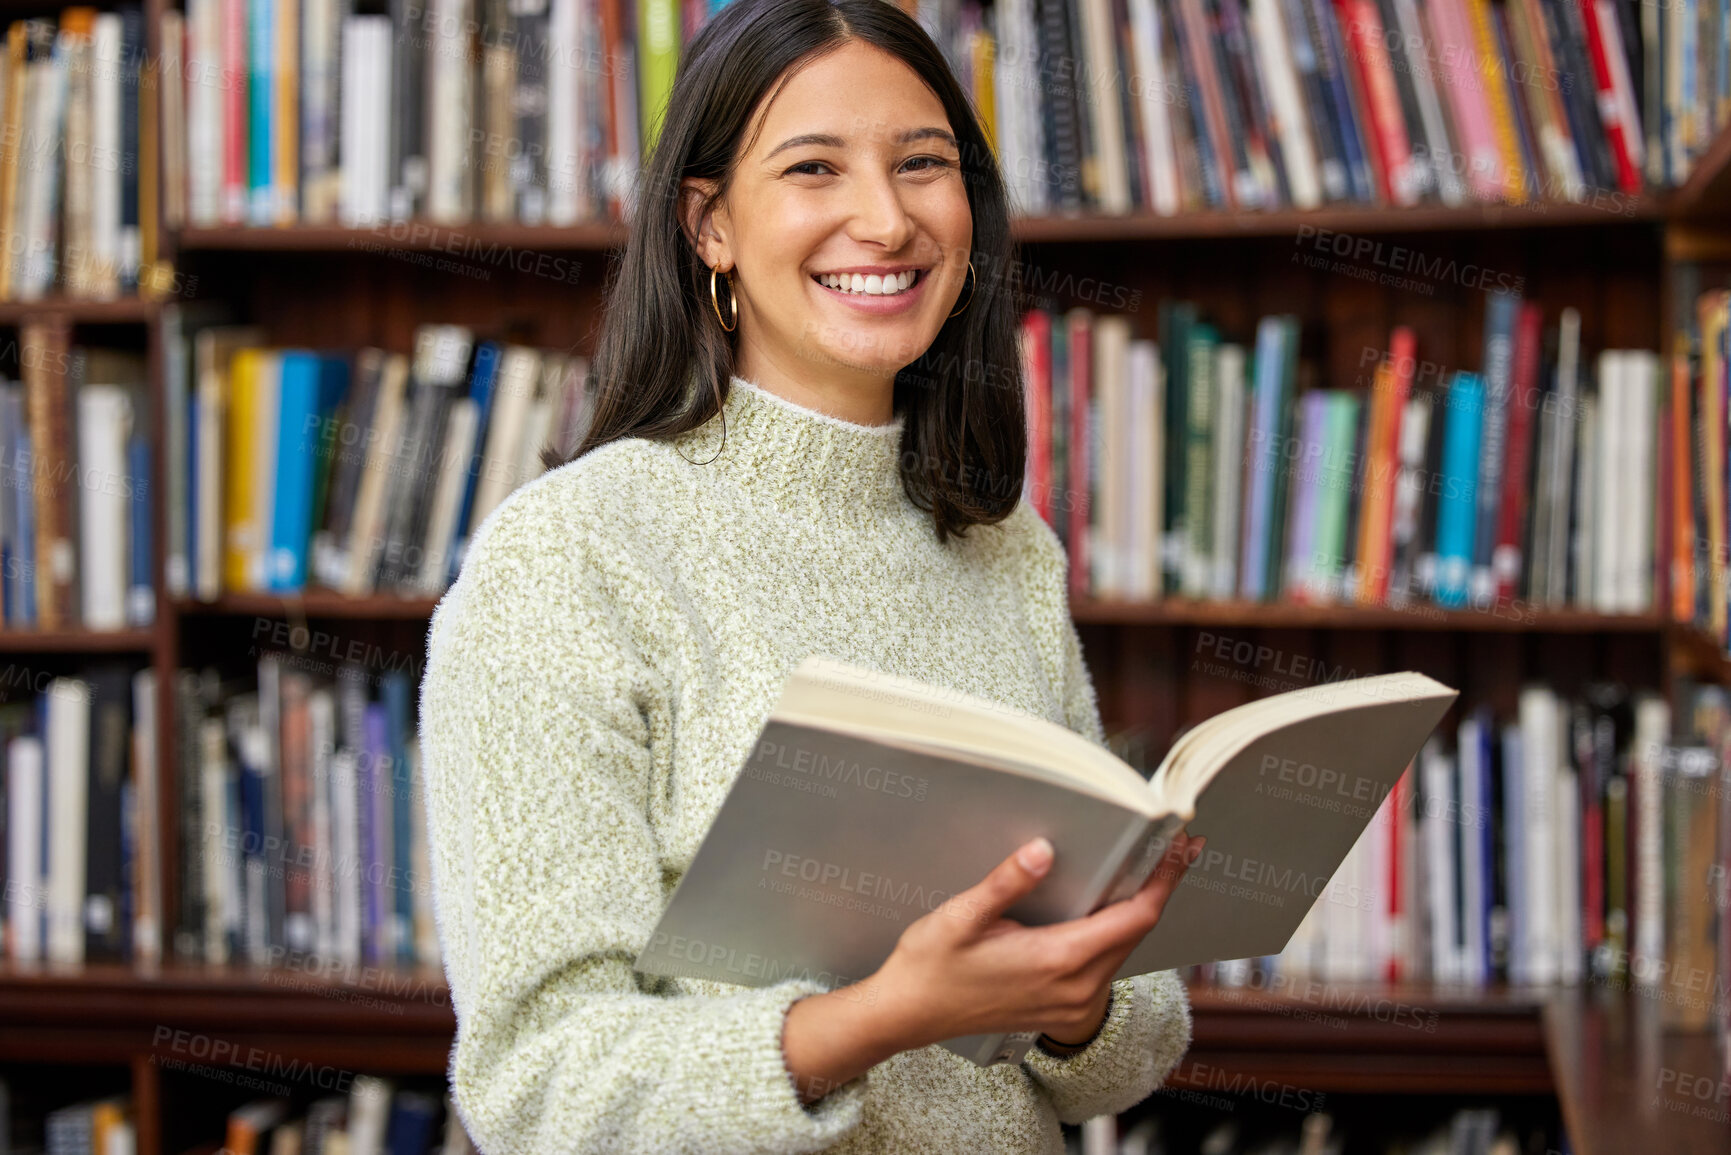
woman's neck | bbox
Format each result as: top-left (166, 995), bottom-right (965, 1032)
top-left (732, 351), bottom-right (897, 426)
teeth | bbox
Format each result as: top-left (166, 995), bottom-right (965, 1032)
top-left (818, 270), bottom-right (917, 295)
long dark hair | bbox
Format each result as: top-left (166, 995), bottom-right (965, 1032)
top-left (551, 0), bottom-right (1025, 542)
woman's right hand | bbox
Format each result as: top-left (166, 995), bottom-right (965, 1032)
top-left (864, 830), bottom-right (1204, 1051)
top-left (778, 830), bottom-right (1202, 1105)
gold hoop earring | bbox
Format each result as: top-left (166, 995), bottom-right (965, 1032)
top-left (710, 265), bottom-right (738, 332)
top-left (948, 260), bottom-right (976, 318)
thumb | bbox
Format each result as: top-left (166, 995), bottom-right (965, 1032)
top-left (938, 836), bottom-right (1054, 935)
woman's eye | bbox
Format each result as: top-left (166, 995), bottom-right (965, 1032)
top-left (903, 155), bottom-right (952, 172)
top-left (787, 161), bottom-right (832, 176)
top-left (784, 156), bottom-right (954, 177)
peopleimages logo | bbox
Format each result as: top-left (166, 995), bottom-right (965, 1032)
top-left (753, 735), bottom-right (930, 802)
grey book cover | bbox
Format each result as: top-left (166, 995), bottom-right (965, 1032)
top-left (635, 658), bottom-right (1456, 1067)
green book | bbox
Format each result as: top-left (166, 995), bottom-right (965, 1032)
top-left (638, 0), bottom-right (682, 154)
top-left (1182, 324), bottom-right (1217, 597)
top-left (1310, 391), bottom-right (1361, 601)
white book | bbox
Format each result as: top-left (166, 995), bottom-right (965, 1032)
top-left (131, 669), bottom-right (160, 962)
top-left (416, 398), bottom-right (480, 593)
top-left (248, 352), bottom-right (282, 591)
top-left (18, 49), bottom-right (66, 299)
top-left (77, 385), bottom-right (133, 629)
top-left (1211, 345), bottom-right (1245, 599)
top-left (91, 13), bottom-right (121, 297)
top-left (186, 0), bottom-right (221, 225)
top-left (309, 687), bottom-right (335, 960)
top-left (465, 346), bottom-right (542, 540)
top-left (993, 0), bottom-right (1044, 216)
top-left (347, 1076), bottom-right (396, 1155)
top-left (427, 0), bottom-right (475, 222)
top-left (1091, 316), bottom-right (1131, 597)
top-left (339, 18), bottom-right (390, 226)
top-left (1572, 394), bottom-right (1597, 609)
top-left (1421, 738), bottom-right (1458, 983)
top-left (46, 678), bottom-right (92, 965)
top-left (514, 398), bottom-right (555, 491)
top-left (1519, 687), bottom-right (1558, 984)
top-left (342, 353), bottom-right (410, 594)
top-left (1593, 351), bottom-right (1622, 613)
top-left (1078, 0), bottom-right (1130, 213)
top-left (545, 0), bottom-right (581, 225)
top-left (6, 736), bottom-right (43, 962)
top-left (332, 747), bottom-right (360, 966)
top-left (162, 11), bottom-right (188, 230)
top-left (1129, 340), bottom-right (1163, 600)
top-left (1126, 0), bottom-right (1179, 215)
top-left (301, 0), bottom-right (341, 223)
top-left (1631, 694), bottom-right (1669, 985)
top-left (1248, 0), bottom-right (1321, 209)
top-left (200, 716), bottom-right (230, 965)
top-left (1623, 350), bottom-right (1657, 612)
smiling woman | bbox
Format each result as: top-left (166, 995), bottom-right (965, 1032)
top-left (418, 2), bottom-right (1197, 1153)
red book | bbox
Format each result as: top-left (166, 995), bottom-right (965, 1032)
top-left (1373, 328), bottom-right (1416, 602)
top-left (1067, 309), bottom-right (1093, 599)
top-left (1492, 304), bottom-right (1541, 603)
top-left (1021, 310), bottom-right (1053, 525)
top-left (1575, 0), bottom-right (1642, 193)
top-left (221, 0), bottom-right (247, 224)
top-left (1334, 0), bottom-right (1413, 204)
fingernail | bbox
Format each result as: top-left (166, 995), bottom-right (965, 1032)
top-left (1187, 843), bottom-right (1202, 865)
top-left (1018, 837), bottom-right (1054, 875)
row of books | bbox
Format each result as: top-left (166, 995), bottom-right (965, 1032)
top-left (0, 9), bottom-right (158, 302)
top-left (42, 1094), bottom-right (135, 1155)
top-left (162, 0), bottom-right (719, 228)
top-left (173, 654), bottom-right (436, 969)
top-left (977, 0), bottom-right (1649, 217)
top-left (218, 1081), bottom-right (473, 1155)
top-left (0, 327), bottom-right (154, 632)
top-left (1032, 295), bottom-right (1658, 614)
top-left (2, 664), bottom-right (159, 965)
top-left (1098, 1105), bottom-right (1550, 1155)
top-left (1180, 680), bottom-right (1724, 1037)
top-left (163, 313), bottom-right (594, 600)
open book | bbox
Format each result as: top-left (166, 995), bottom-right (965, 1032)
top-left (633, 655), bottom-right (1458, 1067)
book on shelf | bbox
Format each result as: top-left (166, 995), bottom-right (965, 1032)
top-left (1029, 295), bottom-right (1663, 618)
top-left (215, 1083), bottom-right (474, 1155)
top-left (165, 313), bottom-right (597, 601)
top-left (3, 663), bottom-right (160, 965)
top-left (634, 654), bottom-right (1456, 1067)
top-left (173, 652), bottom-right (438, 970)
top-left (159, 0), bottom-right (1696, 229)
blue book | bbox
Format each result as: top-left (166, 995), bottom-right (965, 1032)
top-left (1433, 372), bottom-right (1484, 609)
top-left (1471, 293), bottom-right (1519, 604)
top-left (1239, 317), bottom-right (1285, 600)
top-left (267, 352), bottom-right (323, 591)
top-left (127, 434), bottom-right (152, 625)
top-left (13, 421), bottom-right (34, 627)
top-left (384, 1093), bottom-right (440, 1155)
top-left (1309, 0), bottom-right (1373, 203)
top-left (362, 703), bottom-right (391, 964)
top-left (446, 342), bottom-right (502, 587)
top-left (381, 671), bottom-right (413, 963)
top-left (247, 0), bottom-right (274, 225)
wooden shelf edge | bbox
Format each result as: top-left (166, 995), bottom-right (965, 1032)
top-left (0, 297), bottom-right (162, 323)
top-left (1070, 596), bottom-right (1674, 633)
top-left (173, 592), bottom-right (443, 619)
top-left (0, 627), bottom-right (158, 652)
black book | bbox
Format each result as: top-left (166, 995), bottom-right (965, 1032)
top-left (1542, 0), bottom-right (1616, 191)
top-left (83, 664), bottom-right (134, 962)
top-left (1411, 377), bottom-right (1452, 599)
top-left (512, 0), bottom-right (551, 224)
top-left (388, 0), bottom-right (428, 220)
top-left (119, 6), bottom-right (142, 287)
top-left (1034, 0), bottom-right (1085, 212)
top-left (1278, 0), bottom-right (1347, 201)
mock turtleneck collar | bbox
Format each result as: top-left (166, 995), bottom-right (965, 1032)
top-left (671, 374), bottom-right (910, 525)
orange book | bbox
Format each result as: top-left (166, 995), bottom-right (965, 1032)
top-left (1354, 359), bottom-right (1392, 603)
top-left (1673, 337), bottom-right (1696, 622)
top-left (1700, 292), bottom-right (1728, 641)
top-left (1463, 0), bottom-right (1527, 204)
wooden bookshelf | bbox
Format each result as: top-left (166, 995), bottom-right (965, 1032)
top-left (0, 627), bottom-right (158, 652)
top-left (174, 592), bottom-right (444, 619)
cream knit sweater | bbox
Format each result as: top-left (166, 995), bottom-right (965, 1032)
top-left (419, 374), bottom-right (1193, 1154)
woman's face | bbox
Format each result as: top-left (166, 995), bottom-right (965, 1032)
top-left (682, 40), bottom-right (974, 405)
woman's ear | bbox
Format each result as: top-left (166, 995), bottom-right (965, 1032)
top-left (678, 177), bottom-right (731, 270)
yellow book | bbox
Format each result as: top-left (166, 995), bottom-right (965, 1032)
top-left (91, 1099), bottom-right (124, 1155)
top-left (971, 28), bottom-right (996, 161)
top-left (1463, 0), bottom-right (1525, 204)
top-left (0, 23), bottom-right (25, 303)
top-left (1701, 292), bottom-right (1729, 641)
top-left (275, 0), bottom-right (298, 224)
top-left (224, 348), bottom-right (263, 591)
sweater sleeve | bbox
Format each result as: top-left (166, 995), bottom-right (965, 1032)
top-left (419, 499), bottom-right (868, 1155)
top-left (1015, 508), bottom-right (1194, 1122)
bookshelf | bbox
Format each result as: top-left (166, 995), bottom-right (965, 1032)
top-left (13, 0), bottom-right (1731, 1149)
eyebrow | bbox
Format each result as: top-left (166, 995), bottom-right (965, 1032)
top-left (764, 126), bottom-right (959, 160)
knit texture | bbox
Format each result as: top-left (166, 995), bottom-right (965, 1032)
top-left (418, 374), bottom-right (1193, 1154)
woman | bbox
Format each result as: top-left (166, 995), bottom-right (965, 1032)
top-left (419, 1), bottom-right (1203, 1150)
